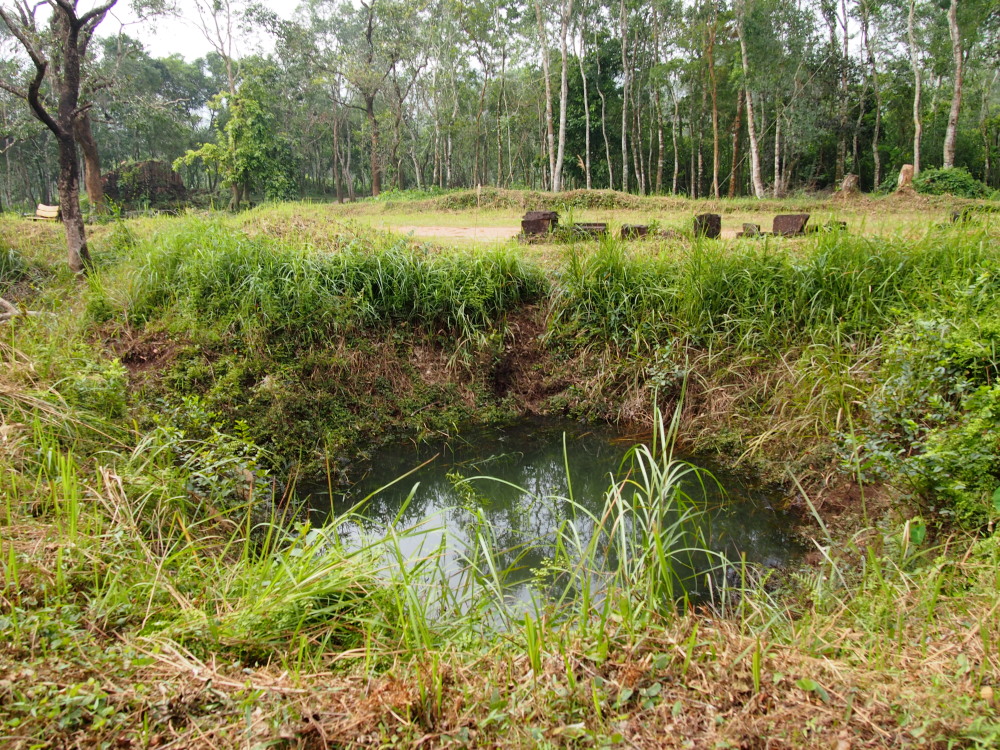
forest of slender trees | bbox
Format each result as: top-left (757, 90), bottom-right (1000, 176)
top-left (1, 0), bottom-right (999, 208)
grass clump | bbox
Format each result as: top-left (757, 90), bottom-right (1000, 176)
top-left (552, 229), bottom-right (999, 355)
top-left (88, 219), bottom-right (547, 349)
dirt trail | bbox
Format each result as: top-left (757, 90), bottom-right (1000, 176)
top-left (392, 225), bottom-right (521, 241)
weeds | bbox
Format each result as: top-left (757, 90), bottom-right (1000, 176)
top-left (2, 202), bottom-right (1000, 747)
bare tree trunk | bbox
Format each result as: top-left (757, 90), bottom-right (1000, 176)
top-left (74, 112), bottom-right (104, 213)
top-left (671, 86), bottom-right (680, 194)
top-left (655, 87), bottom-right (664, 193)
top-left (773, 107), bottom-right (782, 197)
top-left (534, 0), bottom-right (557, 191)
top-left (576, 28), bottom-right (592, 189)
top-left (596, 44), bottom-right (613, 189)
top-left (366, 94), bottom-right (381, 196)
top-left (737, 15), bottom-right (765, 199)
top-left (553, 0), bottom-right (574, 192)
top-left (908, 0), bottom-right (922, 174)
top-left (862, 2), bottom-right (882, 189)
top-left (708, 15), bottom-right (720, 198)
top-left (619, 0), bottom-right (629, 192)
top-left (332, 111), bottom-right (344, 203)
top-left (728, 89), bottom-right (744, 198)
top-left (943, 0), bottom-right (963, 169)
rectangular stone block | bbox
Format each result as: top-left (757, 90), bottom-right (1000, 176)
top-left (620, 224), bottom-right (649, 240)
top-left (571, 223), bottom-right (608, 238)
top-left (772, 214), bottom-right (810, 236)
top-left (694, 213), bottom-right (722, 239)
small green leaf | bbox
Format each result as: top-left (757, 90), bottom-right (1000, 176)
top-left (795, 677), bottom-right (830, 703)
top-left (992, 486), bottom-right (1000, 514)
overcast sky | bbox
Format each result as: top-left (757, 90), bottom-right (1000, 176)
top-left (103, 0), bottom-right (296, 62)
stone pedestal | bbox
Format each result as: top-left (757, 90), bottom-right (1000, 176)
top-left (694, 213), bottom-right (722, 239)
top-left (521, 210), bottom-right (559, 236)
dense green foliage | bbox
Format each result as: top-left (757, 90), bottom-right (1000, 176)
top-left (913, 167), bottom-right (992, 198)
top-left (2, 0), bottom-right (999, 207)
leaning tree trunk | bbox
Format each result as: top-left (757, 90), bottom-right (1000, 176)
top-left (942, 0), bottom-right (963, 169)
top-left (74, 112), bottom-right (104, 213)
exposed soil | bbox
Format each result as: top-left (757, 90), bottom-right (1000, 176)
top-left (490, 306), bottom-right (569, 409)
top-left (392, 224), bottom-right (521, 241)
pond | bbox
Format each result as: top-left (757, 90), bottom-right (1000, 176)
top-left (298, 418), bottom-right (805, 607)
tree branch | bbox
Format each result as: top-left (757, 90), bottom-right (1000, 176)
top-left (0, 79), bottom-right (29, 100)
top-left (0, 296), bottom-right (50, 323)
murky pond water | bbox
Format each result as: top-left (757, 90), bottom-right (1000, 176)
top-left (299, 418), bottom-right (804, 605)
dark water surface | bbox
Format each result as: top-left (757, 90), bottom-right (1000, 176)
top-left (299, 418), bottom-right (804, 602)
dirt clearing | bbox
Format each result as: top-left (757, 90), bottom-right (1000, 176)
top-left (392, 224), bottom-right (521, 241)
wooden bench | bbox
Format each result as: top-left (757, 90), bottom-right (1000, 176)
top-left (23, 203), bottom-right (60, 221)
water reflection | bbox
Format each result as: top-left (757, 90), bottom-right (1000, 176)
top-left (299, 419), bottom-right (804, 602)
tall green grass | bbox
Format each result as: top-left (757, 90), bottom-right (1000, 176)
top-left (552, 228), bottom-right (1000, 354)
top-left (87, 219), bottom-right (548, 348)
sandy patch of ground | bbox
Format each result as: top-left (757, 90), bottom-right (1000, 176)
top-left (392, 224), bottom-right (520, 241)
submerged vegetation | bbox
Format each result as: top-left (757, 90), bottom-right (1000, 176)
top-left (2, 196), bottom-right (1000, 746)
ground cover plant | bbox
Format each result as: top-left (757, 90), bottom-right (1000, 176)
top-left (2, 193), bottom-right (1000, 747)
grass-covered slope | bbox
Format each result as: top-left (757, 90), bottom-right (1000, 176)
top-left (2, 200), bottom-right (1000, 747)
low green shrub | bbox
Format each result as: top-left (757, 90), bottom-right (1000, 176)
top-left (913, 167), bottom-right (990, 198)
top-left (912, 385), bottom-right (1000, 526)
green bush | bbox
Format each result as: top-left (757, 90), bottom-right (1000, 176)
top-left (913, 386), bottom-right (1000, 526)
top-left (913, 167), bottom-right (989, 198)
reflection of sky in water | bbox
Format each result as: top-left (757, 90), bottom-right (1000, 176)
top-left (299, 419), bottom-right (804, 603)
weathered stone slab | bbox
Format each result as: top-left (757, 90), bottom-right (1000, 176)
top-left (741, 223), bottom-right (761, 237)
top-left (772, 214), bottom-right (810, 236)
top-left (571, 222), bottom-right (608, 238)
top-left (521, 210), bottom-right (559, 236)
top-left (620, 224), bottom-right (649, 240)
top-left (523, 210), bottom-right (559, 221)
top-left (521, 219), bottom-right (553, 235)
top-left (694, 213), bottom-right (722, 239)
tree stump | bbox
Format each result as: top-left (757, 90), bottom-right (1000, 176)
top-left (694, 213), bottom-right (722, 239)
top-left (896, 164), bottom-right (915, 191)
top-left (839, 174), bottom-right (860, 195)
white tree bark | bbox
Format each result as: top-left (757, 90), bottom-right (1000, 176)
top-left (737, 12), bottom-right (765, 199)
top-left (943, 0), bottom-right (963, 169)
top-left (553, 0), bottom-right (574, 192)
top-left (908, 0), bottom-right (923, 174)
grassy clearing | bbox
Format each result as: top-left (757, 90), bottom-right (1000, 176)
top-left (2, 196), bottom-right (1000, 746)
